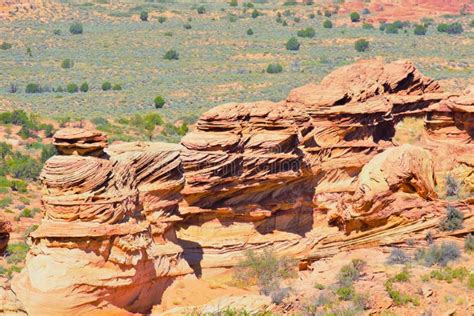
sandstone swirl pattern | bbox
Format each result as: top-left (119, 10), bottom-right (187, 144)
top-left (11, 60), bottom-right (474, 314)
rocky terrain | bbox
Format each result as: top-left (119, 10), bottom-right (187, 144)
top-left (1, 59), bottom-right (473, 315)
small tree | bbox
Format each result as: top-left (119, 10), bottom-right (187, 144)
top-left (69, 22), bottom-right (83, 34)
top-left (246, 28), bottom-right (254, 35)
top-left (354, 39), bottom-right (369, 52)
top-left (414, 24), bottom-right (427, 35)
top-left (323, 19), bottom-right (333, 28)
top-left (266, 63), bottom-right (283, 74)
top-left (102, 81), bottom-right (112, 91)
top-left (80, 82), bottom-right (89, 92)
top-left (66, 83), bottom-right (78, 93)
top-left (164, 49), bottom-right (179, 60)
top-left (229, 0), bottom-right (238, 7)
top-left (350, 12), bottom-right (360, 22)
top-left (286, 37), bottom-right (300, 51)
top-left (197, 5), bottom-right (206, 14)
top-left (297, 27), bottom-right (315, 38)
top-left (140, 11), bottom-right (148, 22)
top-left (61, 59), bottom-right (74, 69)
top-left (154, 96), bottom-right (165, 108)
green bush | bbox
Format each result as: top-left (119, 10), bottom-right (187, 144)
top-left (5, 152), bottom-right (41, 179)
top-left (337, 259), bottom-right (366, 287)
top-left (229, 0), bottom-right (238, 7)
top-left (53, 29), bottom-right (61, 35)
top-left (80, 82), bottom-right (89, 92)
top-left (140, 11), bottom-right (148, 21)
top-left (102, 81), bottom-right (112, 91)
top-left (164, 49), bottom-right (179, 60)
top-left (415, 242), bottom-right (460, 266)
top-left (6, 242), bottom-right (29, 264)
top-left (439, 205), bottom-right (464, 231)
top-left (197, 5), bottom-right (206, 14)
top-left (324, 10), bottom-right (332, 17)
top-left (158, 16), bottom-right (166, 23)
top-left (266, 63), bottom-right (283, 74)
top-left (445, 174), bottom-right (459, 197)
top-left (66, 83), bottom-right (78, 93)
top-left (336, 286), bottom-right (355, 301)
top-left (468, 273), bottom-right (474, 289)
top-left (234, 249), bottom-right (295, 295)
top-left (40, 144), bottom-right (57, 163)
top-left (0, 196), bottom-right (12, 208)
top-left (297, 27), bottom-right (316, 38)
top-left (25, 83), bottom-right (42, 93)
top-left (112, 83), bottom-right (122, 91)
top-left (61, 59), bottom-right (74, 69)
top-left (246, 28), bottom-right (254, 35)
top-left (0, 42), bottom-right (12, 50)
top-left (0, 142), bottom-right (12, 159)
top-left (350, 12), bottom-right (360, 22)
top-left (154, 96), bottom-right (165, 108)
top-left (354, 39), bottom-right (369, 52)
top-left (69, 22), bottom-right (83, 34)
top-left (385, 23), bottom-right (399, 34)
top-left (437, 22), bottom-right (463, 34)
top-left (430, 267), bottom-right (468, 283)
top-left (184, 23), bottom-right (192, 29)
top-left (251, 9), bottom-right (260, 18)
top-left (414, 24), bottom-right (427, 35)
top-left (362, 22), bottom-right (374, 29)
top-left (323, 19), bottom-right (333, 28)
top-left (286, 37), bottom-right (300, 51)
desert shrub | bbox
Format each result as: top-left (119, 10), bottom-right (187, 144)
top-left (414, 24), bottom-right (427, 35)
top-left (354, 39), bottom-right (369, 52)
top-left (0, 196), bottom-right (12, 208)
top-left (282, 20), bottom-right (288, 26)
top-left (362, 8), bottom-right (370, 14)
top-left (53, 29), bottom-right (61, 35)
top-left (0, 142), bottom-right (12, 160)
top-left (234, 249), bottom-right (295, 295)
top-left (5, 152), bottom-right (41, 179)
top-left (197, 5), bottom-right (206, 14)
top-left (158, 16), bottom-right (166, 23)
top-left (112, 83), bottom-right (122, 91)
top-left (293, 17), bottom-right (300, 23)
top-left (6, 242), bottom-right (29, 264)
top-left (164, 49), bottom-right (179, 60)
top-left (385, 23), bottom-right (399, 34)
top-left (15, 208), bottom-right (34, 221)
top-left (468, 274), bottom-right (474, 289)
top-left (445, 174), bottom-right (459, 197)
top-left (285, 37), bottom-right (300, 51)
top-left (40, 144), bottom-right (57, 163)
top-left (393, 268), bottom-right (411, 282)
top-left (337, 259), bottom-right (366, 287)
top-left (244, 2), bottom-right (254, 8)
top-left (465, 234), bottom-right (474, 252)
top-left (324, 10), bottom-right (332, 17)
top-left (362, 22), bottom-right (374, 29)
top-left (23, 224), bottom-right (38, 239)
top-left (140, 11), bottom-right (148, 21)
top-left (350, 12), bottom-right (360, 22)
top-left (415, 242), bottom-right (460, 267)
top-left (271, 287), bottom-right (290, 304)
top-left (297, 27), bottom-right (315, 38)
top-left (384, 268), bottom-right (419, 306)
top-left (430, 266), bottom-right (468, 283)
top-left (154, 96), bottom-right (165, 108)
top-left (229, 0), bottom-right (238, 7)
top-left (266, 63), bottom-right (283, 74)
top-left (246, 28), bottom-right (253, 35)
top-left (439, 205), bottom-right (464, 231)
top-left (183, 23), bottom-right (192, 29)
top-left (102, 81), bottom-right (112, 91)
top-left (323, 19), bottom-right (333, 28)
top-left (387, 248), bottom-right (411, 265)
top-left (437, 22), bottom-right (463, 34)
top-left (0, 42), bottom-right (12, 50)
top-left (61, 59), bottom-right (74, 69)
top-left (336, 286), bottom-right (355, 300)
top-left (25, 83), bottom-right (42, 93)
top-left (309, 13), bottom-right (315, 19)
top-left (80, 82), bottom-right (89, 92)
top-left (66, 83), bottom-right (78, 93)
top-left (69, 22), bottom-right (83, 34)
top-left (251, 9), bottom-right (260, 18)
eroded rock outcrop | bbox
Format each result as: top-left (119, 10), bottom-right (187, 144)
top-left (12, 129), bottom-right (191, 315)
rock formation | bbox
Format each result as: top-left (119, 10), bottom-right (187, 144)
top-left (12, 129), bottom-right (192, 315)
top-left (11, 60), bottom-right (474, 314)
top-left (0, 217), bottom-right (11, 254)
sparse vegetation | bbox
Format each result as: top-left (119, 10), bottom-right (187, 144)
top-left (387, 248), bottom-right (411, 265)
top-left (164, 49), bottom-right (179, 60)
top-left (415, 242), bottom-right (460, 267)
top-left (286, 37), bottom-right (300, 51)
top-left (69, 22), bottom-right (83, 34)
top-left (297, 27), bottom-right (315, 38)
top-left (437, 22), bottom-right (463, 34)
top-left (465, 234), bottom-right (474, 252)
top-left (354, 39), bottom-right (369, 52)
top-left (439, 205), bottom-right (464, 231)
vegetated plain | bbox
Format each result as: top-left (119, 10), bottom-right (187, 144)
top-left (0, 0), bottom-right (473, 135)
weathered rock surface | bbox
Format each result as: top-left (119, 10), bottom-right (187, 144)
top-left (10, 60), bottom-right (474, 314)
top-left (12, 132), bottom-right (192, 315)
top-left (0, 216), bottom-right (11, 254)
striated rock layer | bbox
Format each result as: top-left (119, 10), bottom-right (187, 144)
top-left (11, 60), bottom-right (474, 314)
top-left (13, 132), bottom-right (192, 315)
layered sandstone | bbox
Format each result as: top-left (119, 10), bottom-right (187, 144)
top-left (12, 131), bottom-right (192, 315)
top-left (10, 60), bottom-right (474, 314)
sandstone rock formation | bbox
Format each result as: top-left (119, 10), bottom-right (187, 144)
top-left (10, 60), bottom-right (474, 314)
top-left (12, 130), bottom-right (192, 315)
top-left (0, 216), bottom-right (11, 254)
